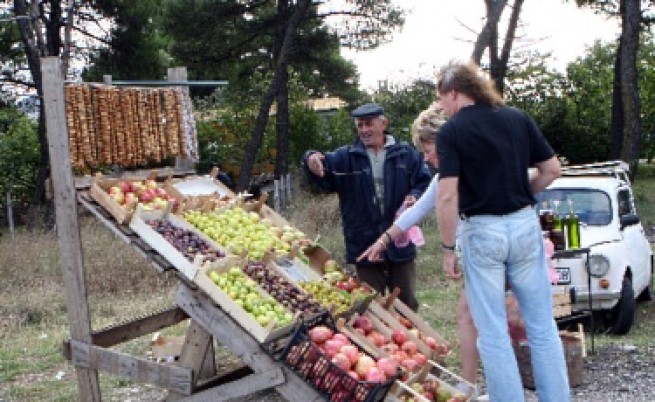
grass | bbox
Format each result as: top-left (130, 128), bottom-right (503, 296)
top-left (1, 164), bottom-right (654, 400)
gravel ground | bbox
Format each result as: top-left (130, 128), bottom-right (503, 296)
top-left (108, 342), bottom-right (655, 401)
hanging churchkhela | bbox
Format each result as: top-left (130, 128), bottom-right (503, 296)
top-left (63, 83), bottom-right (198, 172)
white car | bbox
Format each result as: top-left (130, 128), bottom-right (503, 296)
top-left (536, 161), bottom-right (653, 334)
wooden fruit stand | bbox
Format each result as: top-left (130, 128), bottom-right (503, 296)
top-left (43, 57), bottom-right (325, 401)
top-left (44, 56), bottom-right (462, 401)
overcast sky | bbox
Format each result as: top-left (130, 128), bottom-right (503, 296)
top-left (341, 1), bottom-right (621, 90)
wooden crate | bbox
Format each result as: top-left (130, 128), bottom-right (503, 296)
top-left (370, 292), bottom-right (452, 361)
top-left (552, 285), bottom-right (572, 318)
top-left (128, 206), bottom-right (225, 280)
top-left (387, 359), bottom-right (476, 402)
top-left (88, 171), bottom-right (183, 224)
top-left (193, 256), bottom-right (296, 343)
top-left (168, 167), bottom-right (235, 199)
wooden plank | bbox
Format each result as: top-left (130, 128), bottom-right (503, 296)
top-left (180, 368), bottom-right (285, 402)
top-left (166, 320), bottom-right (217, 400)
top-left (169, 67), bottom-right (195, 171)
top-left (69, 339), bottom-right (193, 395)
top-left (175, 285), bottom-right (324, 402)
top-left (41, 56), bottom-right (101, 400)
top-left (91, 307), bottom-right (188, 347)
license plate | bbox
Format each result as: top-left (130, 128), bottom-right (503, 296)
top-left (556, 267), bottom-right (571, 285)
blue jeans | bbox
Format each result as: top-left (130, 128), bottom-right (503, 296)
top-left (460, 206), bottom-right (570, 402)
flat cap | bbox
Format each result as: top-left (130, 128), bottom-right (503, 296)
top-left (351, 103), bottom-right (384, 118)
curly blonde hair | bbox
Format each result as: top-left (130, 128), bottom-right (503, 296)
top-left (411, 103), bottom-right (446, 151)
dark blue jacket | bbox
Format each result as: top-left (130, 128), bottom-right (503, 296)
top-left (303, 136), bottom-right (431, 266)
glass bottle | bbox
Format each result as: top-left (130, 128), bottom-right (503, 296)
top-left (539, 201), bottom-right (554, 232)
top-left (552, 200), bottom-right (568, 249)
top-left (565, 199), bottom-right (581, 249)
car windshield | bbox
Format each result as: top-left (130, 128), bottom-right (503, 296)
top-left (535, 189), bottom-right (612, 226)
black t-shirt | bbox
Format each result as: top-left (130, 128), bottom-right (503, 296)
top-left (437, 104), bottom-right (555, 216)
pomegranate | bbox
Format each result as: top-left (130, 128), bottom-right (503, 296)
top-left (412, 352), bottom-right (428, 366)
top-left (354, 354), bottom-right (376, 377)
top-left (364, 366), bottom-right (387, 382)
top-left (340, 344), bottom-right (360, 366)
top-left (331, 353), bottom-right (351, 371)
top-left (309, 325), bottom-right (333, 344)
top-left (401, 340), bottom-right (418, 356)
top-left (391, 329), bottom-right (408, 346)
top-left (376, 357), bottom-right (399, 378)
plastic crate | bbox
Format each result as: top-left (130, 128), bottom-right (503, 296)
top-left (278, 314), bottom-right (400, 402)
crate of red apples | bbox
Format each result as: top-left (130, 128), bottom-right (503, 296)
top-left (278, 314), bottom-right (401, 402)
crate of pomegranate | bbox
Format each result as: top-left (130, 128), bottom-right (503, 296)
top-left (387, 359), bottom-right (476, 402)
top-left (368, 291), bottom-right (454, 364)
top-left (276, 314), bottom-right (402, 402)
top-left (194, 256), bottom-right (297, 343)
top-left (88, 171), bottom-right (183, 224)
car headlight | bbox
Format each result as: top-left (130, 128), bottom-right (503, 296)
top-left (588, 254), bottom-right (610, 277)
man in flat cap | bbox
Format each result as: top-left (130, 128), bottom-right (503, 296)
top-left (302, 103), bottom-right (431, 311)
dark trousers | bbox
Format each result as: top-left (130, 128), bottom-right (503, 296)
top-left (355, 260), bottom-right (418, 311)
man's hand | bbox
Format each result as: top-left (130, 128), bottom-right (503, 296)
top-left (307, 152), bottom-right (326, 177)
top-left (443, 252), bottom-right (462, 280)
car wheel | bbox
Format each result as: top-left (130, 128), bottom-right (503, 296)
top-left (636, 262), bottom-right (653, 302)
top-left (607, 277), bottom-right (636, 335)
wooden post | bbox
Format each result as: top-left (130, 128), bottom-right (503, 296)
top-left (41, 57), bottom-right (101, 400)
top-left (168, 67), bottom-right (194, 172)
top-left (6, 189), bottom-right (14, 238)
top-left (273, 179), bottom-right (281, 211)
top-left (285, 173), bottom-right (293, 206)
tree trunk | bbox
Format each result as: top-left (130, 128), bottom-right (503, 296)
top-left (236, 0), bottom-right (312, 191)
top-left (618, 0), bottom-right (641, 180)
top-left (471, 0), bottom-right (507, 65)
top-left (610, 44), bottom-right (624, 160)
top-left (471, 0), bottom-right (523, 95)
top-left (275, 0), bottom-right (291, 179)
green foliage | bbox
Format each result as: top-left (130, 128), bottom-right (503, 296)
top-left (372, 79), bottom-right (436, 142)
top-left (0, 109), bottom-right (39, 201)
top-left (84, 0), bottom-right (172, 81)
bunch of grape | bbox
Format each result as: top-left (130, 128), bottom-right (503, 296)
top-left (148, 219), bottom-right (225, 263)
top-left (243, 261), bottom-right (325, 316)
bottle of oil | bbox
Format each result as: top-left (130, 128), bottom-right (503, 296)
top-left (552, 200), bottom-right (567, 249)
top-left (565, 199), bottom-right (581, 249)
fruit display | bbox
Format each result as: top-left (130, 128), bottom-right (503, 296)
top-left (368, 296), bottom-right (451, 361)
top-left (106, 179), bottom-right (179, 211)
top-left (348, 313), bottom-right (428, 376)
top-left (298, 279), bottom-right (372, 317)
top-left (242, 261), bottom-right (325, 317)
top-left (281, 320), bottom-right (400, 402)
top-left (146, 219), bottom-right (225, 263)
top-left (182, 207), bottom-right (297, 260)
top-left (207, 265), bottom-right (293, 329)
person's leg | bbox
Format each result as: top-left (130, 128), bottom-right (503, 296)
top-left (355, 263), bottom-right (387, 296)
top-left (456, 291), bottom-right (479, 384)
top-left (461, 217), bottom-right (525, 402)
top-left (506, 209), bottom-right (570, 402)
top-left (388, 260), bottom-right (419, 311)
